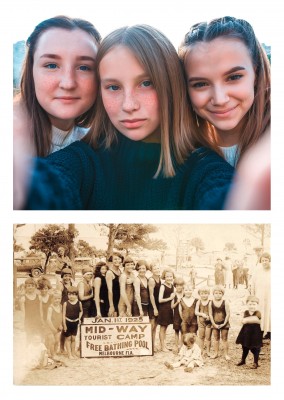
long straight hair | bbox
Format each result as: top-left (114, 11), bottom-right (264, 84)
top-left (84, 24), bottom-right (194, 177)
top-left (179, 16), bottom-right (271, 163)
top-left (20, 15), bottom-right (101, 157)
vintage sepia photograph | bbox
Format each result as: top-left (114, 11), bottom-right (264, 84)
top-left (13, 223), bottom-right (271, 386)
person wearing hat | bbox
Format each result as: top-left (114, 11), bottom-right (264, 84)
top-left (56, 267), bottom-right (73, 304)
top-left (236, 295), bottom-right (262, 368)
top-left (56, 246), bottom-right (75, 280)
top-left (106, 253), bottom-right (124, 317)
top-left (77, 266), bottom-right (94, 320)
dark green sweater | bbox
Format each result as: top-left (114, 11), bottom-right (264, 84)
top-left (25, 134), bottom-right (234, 210)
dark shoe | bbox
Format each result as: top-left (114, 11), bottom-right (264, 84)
top-left (236, 360), bottom-right (245, 366)
top-left (251, 363), bottom-right (258, 369)
top-left (263, 332), bottom-right (271, 340)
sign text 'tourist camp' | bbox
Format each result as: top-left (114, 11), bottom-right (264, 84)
top-left (81, 316), bottom-right (153, 357)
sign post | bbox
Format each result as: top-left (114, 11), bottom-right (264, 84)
top-left (81, 316), bottom-right (153, 358)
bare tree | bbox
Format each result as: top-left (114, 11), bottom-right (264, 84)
top-left (243, 238), bottom-right (251, 253)
top-left (242, 224), bottom-right (270, 247)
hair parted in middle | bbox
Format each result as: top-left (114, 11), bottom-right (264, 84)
top-left (135, 259), bottom-right (149, 271)
top-left (20, 15), bottom-right (101, 157)
top-left (161, 267), bottom-right (175, 280)
top-left (94, 261), bottom-right (108, 278)
top-left (84, 24), bottom-right (194, 177)
top-left (174, 276), bottom-right (185, 286)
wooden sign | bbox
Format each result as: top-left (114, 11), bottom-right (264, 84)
top-left (81, 316), bottom-right (153, 358)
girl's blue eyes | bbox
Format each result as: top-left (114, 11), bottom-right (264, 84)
top-left (44, 64), bottom-right (91, 71)
top-left (108, 85), bottom-right (120, 91)
top-left (228, 74), bottom-right (243, 81)
top-left (79, 65), bottom-right (91, 71)
top-left (192, 82), bottom-right (207, 88)
top-left (141, 80), bottom-right (152, 87)
top-left (45, 63), bottom-right (57, 69)
top-left (106, 80), bottom-right (153, 91)
top-left (191, 74), bottom-right (243, 88)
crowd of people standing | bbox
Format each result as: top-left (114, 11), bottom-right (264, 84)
top-left (17, 250), bottom-right (270, 371)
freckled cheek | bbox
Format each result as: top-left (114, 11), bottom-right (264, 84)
top-left (102, 95), bottom-right (121, 117)
top-left (34, 75), bottom-right (58, 98)
top-left (81, 78), bottom-right (98, 102)
top-left (142, 92), bottom-right (159, 110)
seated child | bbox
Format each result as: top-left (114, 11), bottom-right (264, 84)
top-left (25, 334), bottom-right (48, 370)
top-left (164, 332), bottom-right (203, 372)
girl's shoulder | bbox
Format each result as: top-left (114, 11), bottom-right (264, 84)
top-left (106, 269), bottom-right (116, 278)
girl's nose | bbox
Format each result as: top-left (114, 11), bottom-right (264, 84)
top-left (122, 90), bottom-right (139, 112)
top-left (210, 85), bottom-right (229, 106)
top-left (59, 69), bottom-right (77, 90)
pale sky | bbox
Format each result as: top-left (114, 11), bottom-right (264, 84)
top-left (14, 223), bottom-right (269, 255)
top-left (10, 0), bottom-right (275, 47)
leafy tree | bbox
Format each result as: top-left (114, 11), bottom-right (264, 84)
top-left (29, 224), bottom-right (79, 271)
top-left (190, 237), bottom-right (205, 254)
top-left (224, 242), bottom-right (237, 252)
top-left (99, 224), bottom-right (167, 258)
top-left (76, 240), bottom-right (97, 257)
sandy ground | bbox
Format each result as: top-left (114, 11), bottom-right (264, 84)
top-left (14, 285), bottom-right (270, 386)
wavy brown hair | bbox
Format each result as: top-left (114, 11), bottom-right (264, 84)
top-left (20, 15), bottom-right (101, 156)
top-left (179, 16), bottom-right (271, 164)
top-left (83, 24), bottom-right (194, 177)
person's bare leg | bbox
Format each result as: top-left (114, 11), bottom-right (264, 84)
top-left (159, 326), bottom-right (170, 352)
